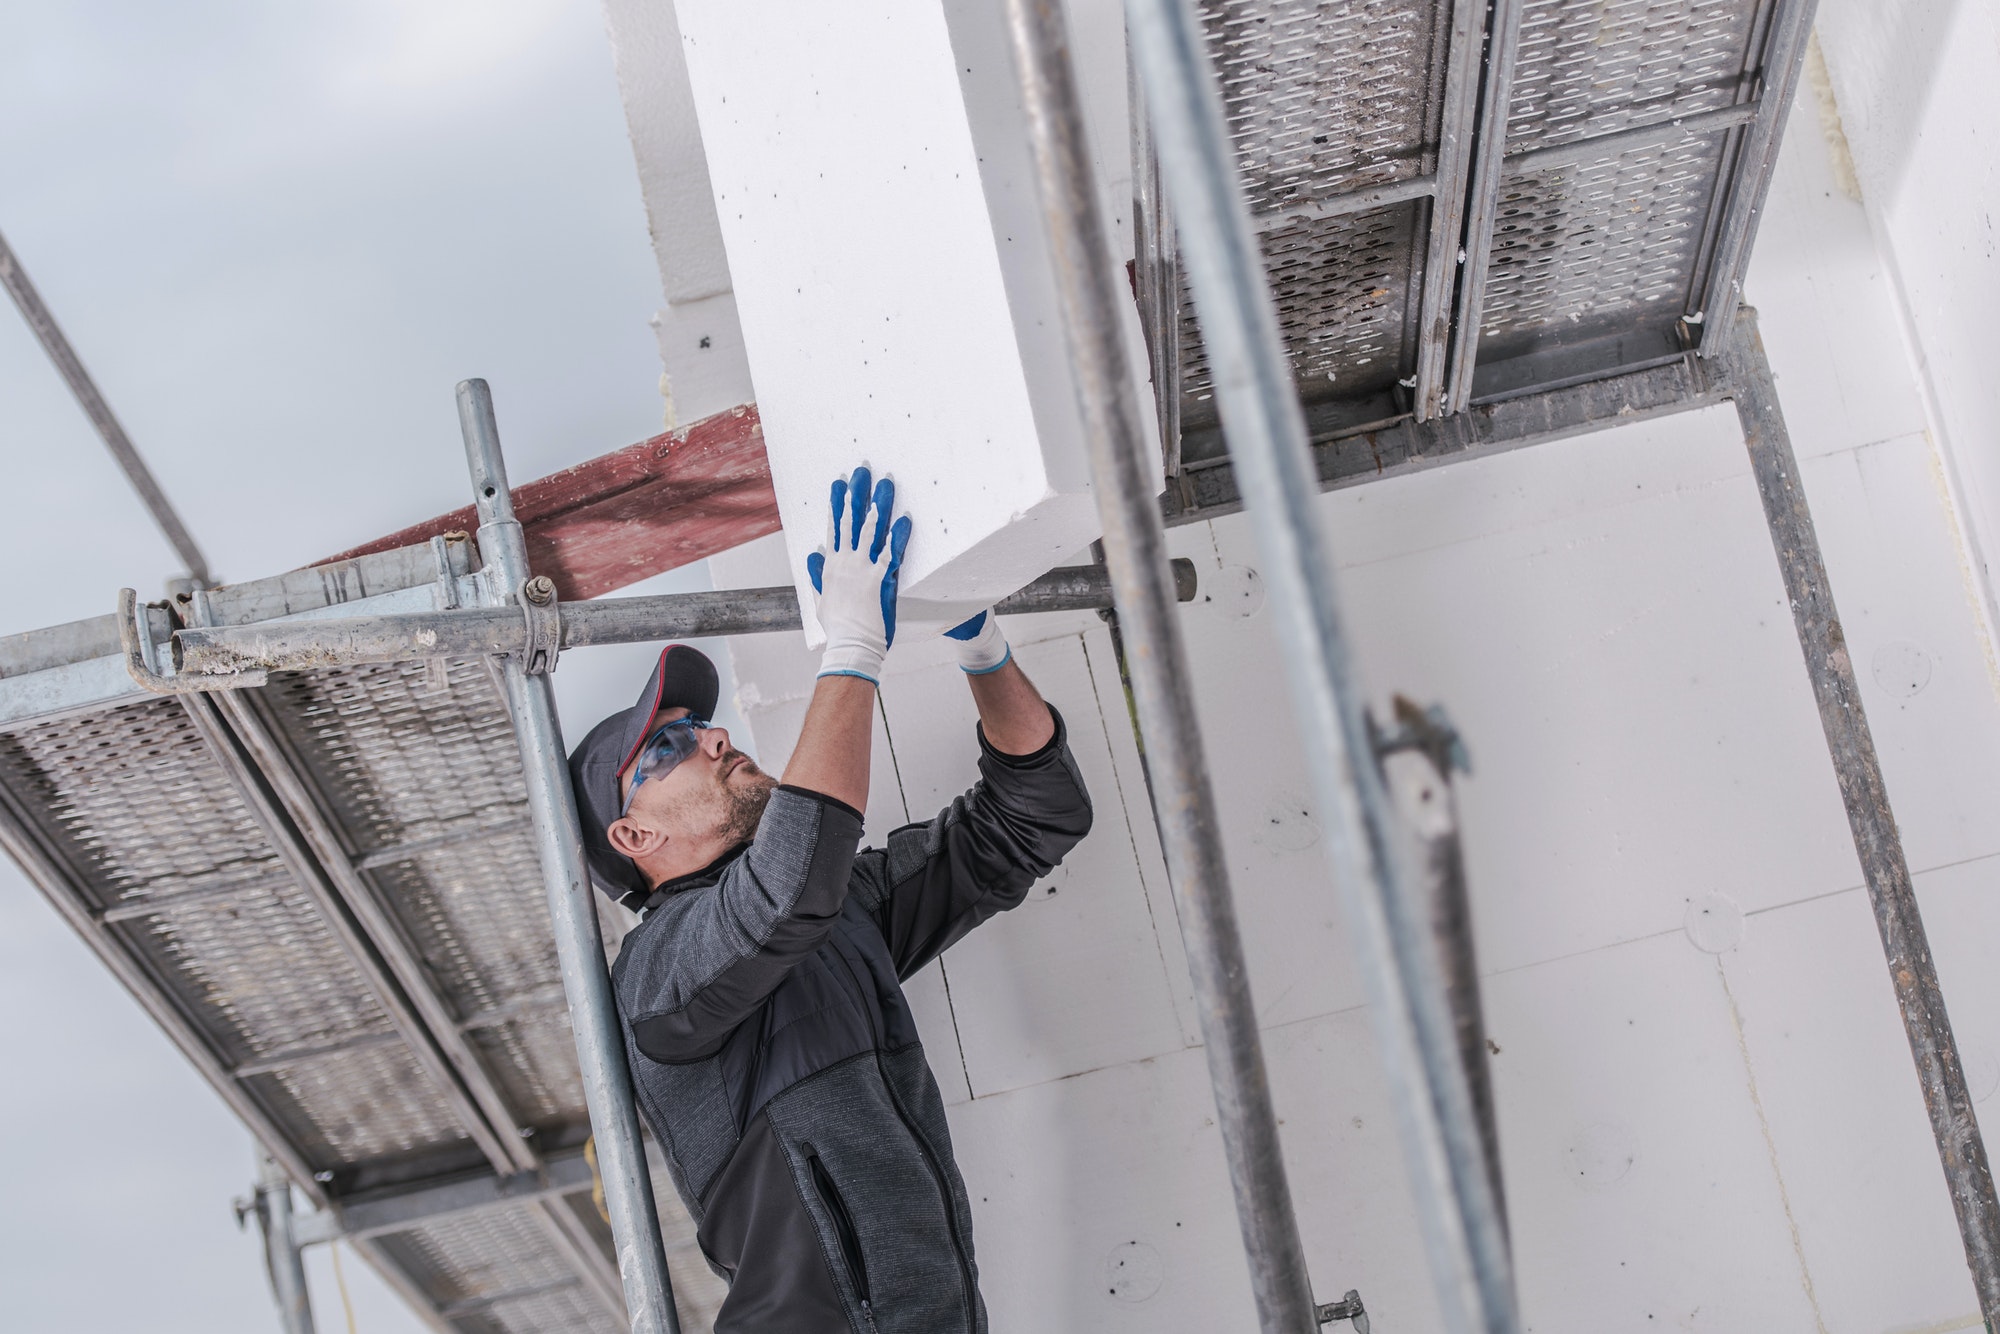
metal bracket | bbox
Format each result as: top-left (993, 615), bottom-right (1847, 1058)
top-left (517, 576), bottom-right (560, 676)
top-left (1370, 694), bottom-right (1471, 778)
top-left (1316, 1288), bottom-right (1369, 1332)
top-left (117, 588), bottom-right (268, 695)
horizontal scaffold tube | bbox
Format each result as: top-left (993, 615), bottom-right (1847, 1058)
top-left (175, 559), bottom-right (1199, 676)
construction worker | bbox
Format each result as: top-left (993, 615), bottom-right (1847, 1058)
top-left (568, 467), bottom-right (1093, 1332)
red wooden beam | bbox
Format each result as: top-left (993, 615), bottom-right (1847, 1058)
top-left (324, 404), bottom-right (778, 601)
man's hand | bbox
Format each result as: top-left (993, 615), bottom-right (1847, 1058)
top-left (947, 613), bottom-right (1053, 757)
top-left (806, 466), bottom-right (912, 684)
top-left (944, 610), bottom-right (1011, 675)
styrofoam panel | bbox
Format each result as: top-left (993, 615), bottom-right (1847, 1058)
top-left (1818, 0), bottom-right (2000, 657)
top-left (949, 1039), bottom-right (1261, 1332)
top-left (602, 0), bottom-right (730, 305)
top-left (1260, 1009), bottom-right (1451, 1334)
top-left (1075, 626), bottom-right (1203, 1048)
top-left (1159, 416), bottom-right (1866, 1006)
top-left (1485, 930), bottom-right (1824, 1331)
top-left (948, 1007), bottom-right (1447, 1333)
top-left (902, 957), bottom-right (974, 1107)
top-left (600, 0), bottom-right (756, 424)
top-left (1266, 414), bottom-right (1872, 971)
top-left (1154, 522), bottom-right (1372, 1027)
top-left (1798, 435), bottom-right (2000, 874)
top-left (877, 634), bottom-right (1190, 1095)
top-left (672, 0), bottom-right (1156, 627)
top-left (1745, 88), bottom-right (1929, 462)
top-left (648, 290), bottom-right (755, 427)
top-left (1277, 403), bottom-right (1752, 571)
top-left (1339, 485), bottom-right (1864, 967)
top-left (1918, 854), bottom-right (2000, 1176)
top-left (1722, 874), bottom-right (1986, 1333)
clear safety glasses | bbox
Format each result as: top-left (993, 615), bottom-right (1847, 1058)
top-left (621, 717), bottom-right (713, 815)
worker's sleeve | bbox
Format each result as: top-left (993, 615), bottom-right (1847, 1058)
top-left (851, 705), bottom-right (1093, 980)
top-left (614, 785), bottom-right (864, 1064)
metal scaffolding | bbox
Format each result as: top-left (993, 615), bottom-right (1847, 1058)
top-left (0, 228), bottom-right (212, 587)
top-left (3, 0), bottom-right (1996, 1330)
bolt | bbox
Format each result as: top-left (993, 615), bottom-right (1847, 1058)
top-left (523, 576), bottom-right (556, 606)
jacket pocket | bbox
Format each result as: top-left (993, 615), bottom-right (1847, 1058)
top-left (804, 1144), bottom-right (872, 1309)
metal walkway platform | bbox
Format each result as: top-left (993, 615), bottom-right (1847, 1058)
top-left (0, 543), bottom-right (726, 1332)
top-left (1138, 0), bottom-right (1808, 497)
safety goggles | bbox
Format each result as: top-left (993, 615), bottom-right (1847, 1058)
top-left (620, 717), bottom-right (713, 815)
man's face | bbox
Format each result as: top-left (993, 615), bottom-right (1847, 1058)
top-left (615, 706), bottom-right (777, 860)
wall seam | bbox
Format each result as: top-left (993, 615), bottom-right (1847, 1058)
top-left (1717, 954), bottom-right (1831, 1333)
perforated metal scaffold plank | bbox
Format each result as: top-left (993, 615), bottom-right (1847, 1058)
top-left (1138, 0), bottom-right (1813, 485)
top-left (1166, 0), bottom-right (1452, 450)
top-left (0, 546), bottom-right (725, 1332)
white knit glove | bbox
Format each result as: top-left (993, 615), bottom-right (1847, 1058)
top-left (805, 466), bottom-right (912, 683)
top-left (944, 610), bottom-right (1011, 675)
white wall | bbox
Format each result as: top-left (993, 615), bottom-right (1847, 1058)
top-left (706, 70), bottom-right (2000, 1333)
top-left (1814, 0), bottom-right (2000, 657)
top-left (600, 0), bottom-right (754, 427)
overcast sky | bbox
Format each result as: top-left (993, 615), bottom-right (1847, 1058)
top-left (0, 3), bottom-right (739, 1329)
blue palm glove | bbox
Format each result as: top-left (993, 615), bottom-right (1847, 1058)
top-left (805, 466), bottom-right (913, 683)
top-left (944, 610), bottom-right (1011, 675)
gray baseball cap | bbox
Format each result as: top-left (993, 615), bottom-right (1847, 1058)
top-left (567, 645), bottom-right (720, 909)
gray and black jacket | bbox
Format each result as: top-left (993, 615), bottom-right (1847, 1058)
top-left (612, 708), bottom-right (1092, 1334)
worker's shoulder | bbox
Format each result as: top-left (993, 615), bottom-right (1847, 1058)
top-left (614, 872), bottom-right (725, 964)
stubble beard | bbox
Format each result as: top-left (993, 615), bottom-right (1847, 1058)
top-left (715, 753), bottom-right (777, 848)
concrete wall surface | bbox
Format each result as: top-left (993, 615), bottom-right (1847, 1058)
top-left (701, 70), bottom-right (2000, 1334)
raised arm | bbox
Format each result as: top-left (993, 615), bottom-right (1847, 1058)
top-left (616, 783), bottom-right (865, 1062)
top-left (966, 656), bottom-right (1057, 757)
top-left (854, 618), bottom-right (1092, 977)
top-left (615, 466), bottom-right (913, 1061)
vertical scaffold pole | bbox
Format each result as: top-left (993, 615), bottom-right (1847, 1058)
top-left (1121, 2), bottom-right (1519, 1331)
top-left (1725, 312), bottom-right (2000, 1325)
top-left (456, 379), bottom-right (681, 1334)
top-left (999, 2), bottom-right (1318, 1330)
top-left (254, 1157), bottom-right (317, 1334)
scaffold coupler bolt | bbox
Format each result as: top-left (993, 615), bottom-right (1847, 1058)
top-left (519, 576), bottom-right (560, 675)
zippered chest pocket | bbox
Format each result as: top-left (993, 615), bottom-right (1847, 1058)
top-left (803, 1143), bottom-right (872, 1310)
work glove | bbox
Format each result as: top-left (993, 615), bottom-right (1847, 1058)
top-left (944, 610), bottom-right (1011, 675)
top-left (806, 466), bottom-right (913, 684)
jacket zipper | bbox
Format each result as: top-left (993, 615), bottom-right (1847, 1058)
top-left (803, 1142), bottom-right (873, 1315)
top-left (826, 935), bottom-right (976, 1334)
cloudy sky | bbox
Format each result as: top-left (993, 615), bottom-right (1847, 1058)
top-left (0, 2), bottom-right (740, 1328)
